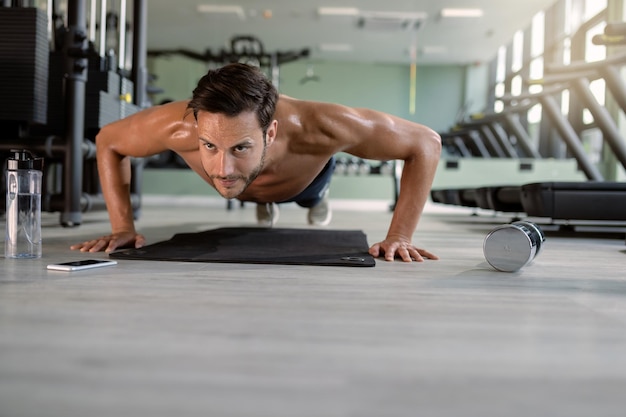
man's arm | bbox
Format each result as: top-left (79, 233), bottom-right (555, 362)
top-left (330, 106), bottom-right (442, 262)
top-left (70, 127), bottom-right (143, 252)
top-left (71, 101), bottom-right (194, 252)
top-left (371, 143), bottom-right (441, 262)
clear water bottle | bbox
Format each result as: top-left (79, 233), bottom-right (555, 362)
top-left (5, 150), bottom-right (44, 259)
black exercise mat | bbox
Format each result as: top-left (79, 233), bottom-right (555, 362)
top-left (110, 227), bottom-right (376, 267)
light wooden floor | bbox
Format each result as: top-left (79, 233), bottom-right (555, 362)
top-left (2, 196), bottom-right (626, 417)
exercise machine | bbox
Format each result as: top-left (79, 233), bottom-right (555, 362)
top-left (0, 0), bottom-right (148, 226)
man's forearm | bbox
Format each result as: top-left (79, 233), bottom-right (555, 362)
top-left (386, 147), bottom-right (440, 241)
top-left (96, 144), bottom-right (136, 234)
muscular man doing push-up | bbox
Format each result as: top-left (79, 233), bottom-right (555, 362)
top-left (71, 63), bottom-right (441, 262)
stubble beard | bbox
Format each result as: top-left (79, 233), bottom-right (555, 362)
top-left (211, 144), bottom-right (267, 200)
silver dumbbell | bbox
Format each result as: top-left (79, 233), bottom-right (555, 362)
top-left (483, 221), bottom-right (546, 272)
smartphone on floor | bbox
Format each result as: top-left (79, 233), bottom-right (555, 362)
top-left (47, 259), bottom-right (118, 272)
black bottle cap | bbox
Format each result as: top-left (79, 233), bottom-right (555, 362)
top-left (6, 149), bottom-right (44, 171)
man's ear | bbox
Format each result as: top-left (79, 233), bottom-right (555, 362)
top-left (265, 120), bottom-right (278, 146)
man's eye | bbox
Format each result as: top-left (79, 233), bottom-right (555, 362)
top-left (234, 145), bottom-right (248, 153)
top-left (203, 143), bottom-right (215, 150)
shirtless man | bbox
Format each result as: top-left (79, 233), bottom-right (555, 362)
top-left (71, 63), bottom-right (441, 262)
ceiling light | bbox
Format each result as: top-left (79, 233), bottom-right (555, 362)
top-left (421, 46), bottom-right (448, 54)
top-left (358, 11), bottom-right (426, 31)
top-left (440, 8), bottom-right (484, 18)
top-left (360, 11), bottom-right (427, 20)
top-left (318, 43), bottom-right (354, 52)
top-left (317, 7), bottom-right (360, 17)
top-left (197, 4), bottom-right (246, 20)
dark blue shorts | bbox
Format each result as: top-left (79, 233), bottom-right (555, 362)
top-left (279, 156), bottom-right (335, 208)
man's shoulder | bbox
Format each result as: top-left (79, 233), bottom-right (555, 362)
top-left (276, 96), bottom-right (354, 123)
top-left (277, 95), bottom-right (342, 109)
top-left (146, 100), bottom-right (194, 123)
top-left (159, 99), bottom-right (191, 113)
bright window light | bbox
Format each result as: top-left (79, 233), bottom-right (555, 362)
top-left (318, 7), bottom-right (360, 17)
top-left (440, 8), bottom-right (484, 18)
top-left (196, 5), bottom-right (245, 19)
top-left (318, 43), bottom-right (354, 52)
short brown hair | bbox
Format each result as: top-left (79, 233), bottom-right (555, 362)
top-left (187, 63), bottom-right (278, 133)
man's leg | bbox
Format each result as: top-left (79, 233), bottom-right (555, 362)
top-left (294, 157), bottom-right (335, 226)
top-left (256, 202), bottom-right (279, 227)
top-left (307, 187), bottom-right (331, 226)
top-left (256, 157), bottom-right (336, 227)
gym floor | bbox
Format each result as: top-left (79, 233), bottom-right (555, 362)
top-left (2, 196), bottom-right (626, 417)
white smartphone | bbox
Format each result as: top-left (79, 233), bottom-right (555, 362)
top-left (47, 259), bottom-right (118, 272)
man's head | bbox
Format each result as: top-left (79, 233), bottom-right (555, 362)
top-left (187, 64), bottom-right (279, 200)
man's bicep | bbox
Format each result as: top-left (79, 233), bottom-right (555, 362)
top-left (97, 111), bottom-right (173, 158)
top-left (353, 122), bottom-right (440, 162)
top-left (342, 129), bottom-right (416, 161)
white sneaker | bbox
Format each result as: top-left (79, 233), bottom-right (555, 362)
top-left (308, 189), bottom-right (332, 226)
top-left (256, 203), bottom-right (279, 227)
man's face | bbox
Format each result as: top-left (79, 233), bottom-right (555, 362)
top-left (196, 110), bottom-right (275, 200)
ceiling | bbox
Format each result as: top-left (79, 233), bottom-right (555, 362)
top-left (145, 0), bottom-right (559, 66)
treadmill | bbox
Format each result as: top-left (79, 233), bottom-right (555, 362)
top-left (432, 103), bottom-right (541, 213)
top-left (519, 49), bottom-right (626, 222)
top-left (454, 52), bottom-right (626, 221)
